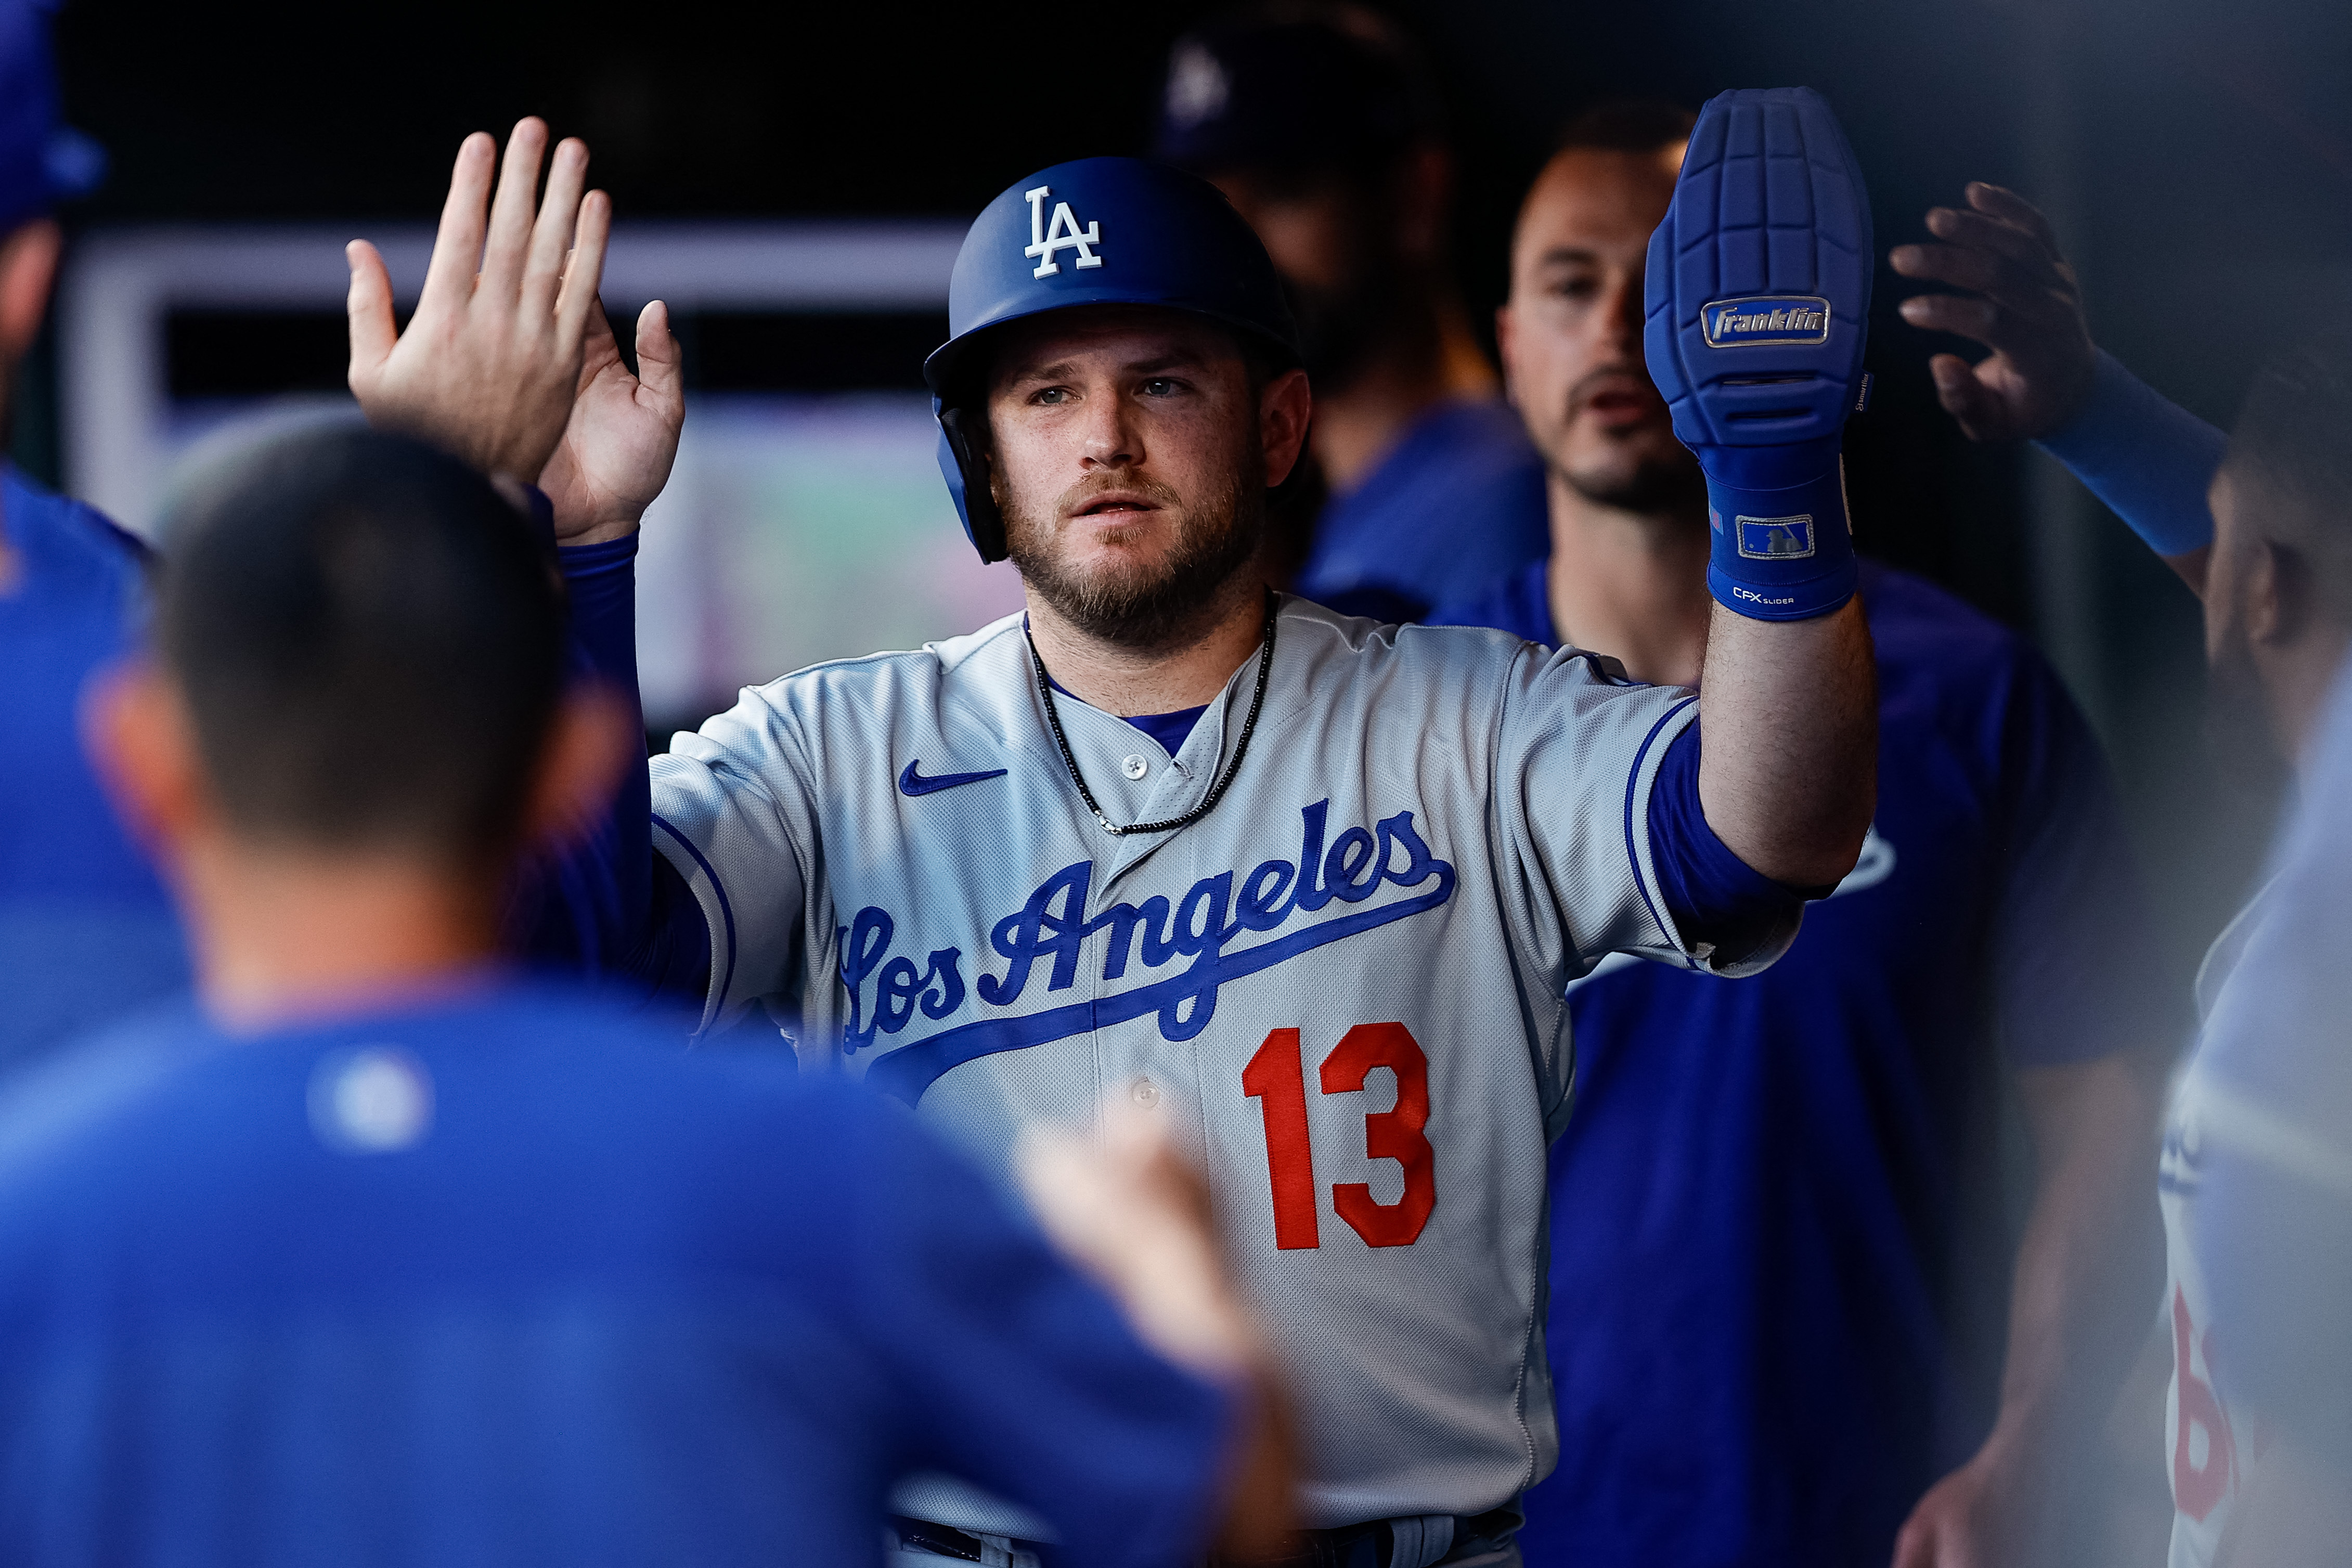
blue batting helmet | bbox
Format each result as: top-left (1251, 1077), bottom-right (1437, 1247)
top-left (923, 156), bottom-right (1302, 563)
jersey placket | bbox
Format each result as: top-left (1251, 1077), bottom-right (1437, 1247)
top-left (1038, 682), bottom-right (1234, 1164)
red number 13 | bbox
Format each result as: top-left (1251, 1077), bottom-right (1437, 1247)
top-left (1241, 1023), bottom-right (1436, 1249)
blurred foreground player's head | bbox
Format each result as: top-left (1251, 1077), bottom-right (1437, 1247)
top-left (2204, 328), bottom-right (2352, 769)
top-left (1497, 100), bottom-right (1701, 521)
top-left (86, 427), bottom-right (631, 1019)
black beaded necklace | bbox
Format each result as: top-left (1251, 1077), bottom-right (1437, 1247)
top-left (1025, 592), bottom-right (1278, 837)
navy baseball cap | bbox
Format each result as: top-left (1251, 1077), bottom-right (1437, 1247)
top-left (1, 0), bottom-right (106, 237)
top-left (1152, 5), bottom-right (1441, 175)
top-left (924, 155), bottom-right (1300, 403)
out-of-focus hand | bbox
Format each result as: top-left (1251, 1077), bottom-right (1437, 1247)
top-left (535, 296), bottom-right (684, 545)
top-left (1016, 1104), bottom-right (1256, 1381)
top-left (346, 118), bottom-right (610, 483)
top-left (1890, 182), bottom-right (2095, 443)
top-left (1891, 1443), bottom-right (2036, 1568)
top-left (1017, 1104), bottom-right (1296, 1557)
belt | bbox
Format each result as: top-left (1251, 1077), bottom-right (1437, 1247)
top-left (892, 1504), bottom-right (1518, 1568)
top-left (888, 1515), bottom-right (1045, 1565)
top-left (1204, 1505), bottom-right (1520, 1568)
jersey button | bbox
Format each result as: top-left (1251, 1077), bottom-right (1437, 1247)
top-left (1131, 1076), bottom-right (1159, 1108)
top-left (1120, 754), bottom-right (1150, 781)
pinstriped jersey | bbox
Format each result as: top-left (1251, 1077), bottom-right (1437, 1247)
top-left (646, 595), bottom-right (1795, 1532)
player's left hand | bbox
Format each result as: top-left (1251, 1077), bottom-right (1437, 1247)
top-left (1889, 182), bottom-right (2095, 444)
top-left (1890, 1443), bottom-right (2035, 1568)
top-left (536, 296), bottom-right (685, 545)
top-left (346, 118), bottom-right (610, 485)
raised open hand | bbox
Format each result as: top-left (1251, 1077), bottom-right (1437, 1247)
top-left (1890, 183), bottom-right (2096, 443)
top-left (535, 296), bottom-right (684, 545)
top-left (346, 119), bottom-right (610, 482)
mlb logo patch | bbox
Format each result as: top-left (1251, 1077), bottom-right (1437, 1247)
top-left (1736, 514), bottom-right (1816, 560)
top-left (1702, 295), bottom-right (1832, 347)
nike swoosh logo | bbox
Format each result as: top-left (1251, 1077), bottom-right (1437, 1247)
top-left (899, 760), bottom-right (1010, 797)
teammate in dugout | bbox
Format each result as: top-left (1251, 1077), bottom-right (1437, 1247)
top-left (1148, 4), bottom-right (1550, 621)
top-left (0, 0), bottom-right (190, 1070)
top-left (0, 420), bottom-right (1291, 1567)
top-left (1891, 178), bottom-right (2352, 1568)
top-left (350, 94), bottom-right (1878, 1564)
top-left (1425, 103), bottom-right (2174, 1568)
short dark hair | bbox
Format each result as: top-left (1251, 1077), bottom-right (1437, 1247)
top-left (156, 427), bottom-right (568, 861)
top-left (1553, 98), bottom-right (1698, 158)
top-left (2230, 328), bottom-right (2352, 620)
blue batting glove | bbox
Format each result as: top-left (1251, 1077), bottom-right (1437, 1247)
top-left (1646, 87), bottom-right (1873, 620)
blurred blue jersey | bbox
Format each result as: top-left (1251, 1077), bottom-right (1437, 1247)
top-left (1293, 398), bottom-right (1549, 620)
top-left (0, 980), bottom-right (1230, 1568)
top-left (0, 465), bottom-right (188, 1074)
top-left (1430, 561), bottom-right (2166, 1568)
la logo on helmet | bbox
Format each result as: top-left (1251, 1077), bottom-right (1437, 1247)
top-left (1023, 186), bottom-right (1103, 278)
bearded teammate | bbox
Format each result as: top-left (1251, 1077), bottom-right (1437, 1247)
top-left (1428, 106), bottom-right (2170, 1568)
top-left (1889, 181), bottom-right (2352, 1568)
top-left (355, 93), bottom-right (1878, 1562)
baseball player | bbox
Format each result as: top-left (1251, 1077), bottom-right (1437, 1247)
top-left (0, 0), bottom-right (189, 1070)
top-left (1890, 182), bottom-right (2344, 1567)
top-left (1428, 101), bottom-right (2171, 1568)
top-left (2185, 581), bottom-right (2352, 1561)
top-left (0, 422), bottom-right (1286, 1568)
top-left (352, 95), bottom-right (1879, 1564)
top-left (1149, 5), bottom-right (1549, 620)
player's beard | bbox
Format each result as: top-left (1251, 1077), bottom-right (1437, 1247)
top-left (1552, 368), bottom-right (1707, 518)
top-left (1004, 462), bottom-right (1266, 652)
top-left (1559, 445), bottom-right (1704, 516)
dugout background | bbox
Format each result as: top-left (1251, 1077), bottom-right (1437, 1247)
top-left (10, 3), bottom-right (2350, 1559)
top-left (12, 0), bottom-right (2351, 1036)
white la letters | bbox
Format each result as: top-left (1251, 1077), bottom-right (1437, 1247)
top-left (1023, 185), bottom-right (1103, 279)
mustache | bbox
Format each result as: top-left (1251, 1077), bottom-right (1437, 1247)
top-left (1565, 365), bottom-right (1664, 418)
top-left (1057, 470), bottom-right (1187, 520)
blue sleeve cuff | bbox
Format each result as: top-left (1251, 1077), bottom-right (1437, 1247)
top-left (2035, 349), bottom-right (2226, 558)
top-left (1646, 724), bottom-right (1815, 962)
top-left (557, 532), bottom-right (643, 696)
top-left (511, 529), bottom-right (681, 997)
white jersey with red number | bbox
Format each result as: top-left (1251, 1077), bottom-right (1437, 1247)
top-left (646, 598), bottom-right (1793, 1534)
top-left (2160, 880), bottom-right (2279, 1567)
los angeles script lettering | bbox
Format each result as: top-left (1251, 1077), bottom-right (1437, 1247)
top-left (838, 800), bottom-right (1453, 1054)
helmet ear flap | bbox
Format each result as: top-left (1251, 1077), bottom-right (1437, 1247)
top-left (937, 404), bottom-right (1008, 564)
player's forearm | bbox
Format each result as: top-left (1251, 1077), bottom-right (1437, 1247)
top-left (2037, 351), bottom-right (2226, 599)
top-left (513, 534), bottom-right (665, 979)
top-left (1984, 1055), bottom-right (2165, 1462)
top-left (1695, 598), bottom-right (1876, 889)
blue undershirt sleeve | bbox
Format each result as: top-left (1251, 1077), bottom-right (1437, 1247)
top-left (1644, 724), bottom-right (1816, 965)
top-left (509, 519), bottom-right (709, 1005)
top-left (2035, 350), bottom-right (2227, 559)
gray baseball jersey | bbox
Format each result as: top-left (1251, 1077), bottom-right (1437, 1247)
top-left (649, 597), bottom-right (1796, 1531)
